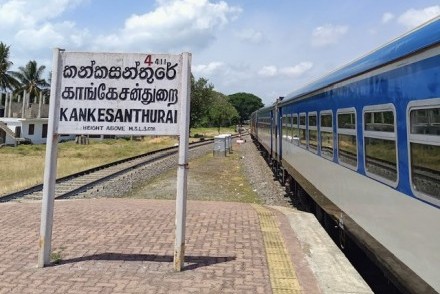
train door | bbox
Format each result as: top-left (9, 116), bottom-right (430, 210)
top-left (272, 108), bottom-right (277, 161)
top-left (278, 105), bottom-right (283, 163)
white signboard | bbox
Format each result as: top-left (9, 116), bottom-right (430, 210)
top-left (38, 49), bottom-right (192, 269)
top-left (57, 52), bottom-right (184, 135)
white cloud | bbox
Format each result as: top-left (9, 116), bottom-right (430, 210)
top-left (311, 24), bottom-right (348, 47)
top-left (94, 0), bottom-right (242, 52)
top-left (235, 28), bottom-right (264, 44)
top-left (382, 12), bottom-right (395, 23)
top-left (0, 1), bottom-right (33, 28)
top-left (14, 21), bottom-right (90, 50)
top-left (279, 62), bottom-right (313, 77)
top-left (192, 61), bottom-right (225, 76)
top-left (0, 0), bottom-right (86, 29)
top-left (397, 6), bottom-right (440, 29)
top-left (0, 0), bottom-right (90, 57)
top-left (258, 66), bottom-right (277, 77)
top-left (257, 62), bottom-right (313, 78)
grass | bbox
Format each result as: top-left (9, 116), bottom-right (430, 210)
top-left (0, 128), bottom-right (237, 196)
top-left (0, 136), bottom-right (177, 195)
top-left (190, 126), bottom-right (236, 138)
top-left (50, 247), bottom-right (65, 264)
top-left (127, 143), bottom-right (261, 203)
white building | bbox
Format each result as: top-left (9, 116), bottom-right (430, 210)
top-left (1, 91), bottom-right (74, 146)
top-left (0, 117), bottom-right (75, 145)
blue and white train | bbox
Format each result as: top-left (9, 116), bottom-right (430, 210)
top-left (251, 17), bottom-right (439, 293)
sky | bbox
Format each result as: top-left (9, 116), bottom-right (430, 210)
top-left (1, 0), bottom-right (439, 106)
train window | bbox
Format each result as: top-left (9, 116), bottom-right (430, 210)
top-left (292, 114), bottom-right (299, 145)
top-left (266, 117), bottom-right (271, 136)
top-left (308, 113), bottom-right (318, 153)
top-left (410, 108), bottom-right (440, 135)
top-left (259, 115), bottom-right (271, 137)
top-left (337, 109), bottom-right (357, 169)
top-left (408, 101), bottom-right (440, 203)
top-left (320, 111), bottom-right (333, 159)
top-left (365, 111), bottom-right (394, 132)
top-left (268, 117), bottom-right (271, 136)
top-left (363, 105), bottom-right (397, 185)
top-left (282, 115), bottom-right (289, 141)
top-left (338, 113), bottom-right (356, 129)
top-left (299, 113), bottom-right (306, 148)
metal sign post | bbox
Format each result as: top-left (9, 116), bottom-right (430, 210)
top-left (38, 50), bottom-right (191, 268)
top-left (174, 52), bottom-right (191, 271)
top-left (38, 48), bottom-right (62, 267)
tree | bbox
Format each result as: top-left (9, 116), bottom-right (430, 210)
top-left (190, 75), bottom-right (215, 128)
top-left (208, 92), bottom-right (239, 133)
top-left (0, 42), bottom-right (19, 92)
top-left (11, 60), bottom-right (49, 103)
top-left (228, 92), bottom-right (264, 123)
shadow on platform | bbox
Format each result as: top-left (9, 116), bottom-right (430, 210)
top-left (55, 252), bottom-right (236, 270)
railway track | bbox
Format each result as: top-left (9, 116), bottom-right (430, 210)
top-left (0, 139), bottom-right (216, 203)
top-left (341, 151), bottom-right (439, 190)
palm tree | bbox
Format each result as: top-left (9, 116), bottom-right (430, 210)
top-left (11, 60), bottom-right (49, 103)
top-left (0, 42), bottom-right (19, 92)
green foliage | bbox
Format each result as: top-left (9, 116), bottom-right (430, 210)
top-left (50, 247), bottom-right (65, 264)
top-left (0, 42), bottom-right (19, 91)
top-left (190, 76), bottom-right (239, 130)
top-left (208, 92), bottom-right (239, 132)
top-left (1, 42), bottom-right (50, 101)
top-left (190, 75), bottom-right (215, 128)
top-left (10, 60), bottom-right (49, 103)
top-left (228, 92), bottom-right (264, 123)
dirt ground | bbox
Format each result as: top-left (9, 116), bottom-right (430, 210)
top-left (126, 141), bottom-right (263, 204)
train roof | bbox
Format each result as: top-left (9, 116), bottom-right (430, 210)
top-left (282, 16), bottom-right (440, 104)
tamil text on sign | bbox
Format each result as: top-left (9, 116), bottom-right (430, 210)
top-left (57, 52), bottom-right (184, 135)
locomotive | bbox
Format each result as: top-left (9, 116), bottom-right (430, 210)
top-left (250, 17), bottom-right (439, 293)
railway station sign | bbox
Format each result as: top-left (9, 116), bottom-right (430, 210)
top-left (56, 52), bottom-right (186, 135)
top-left (39, 49), bottom-right (192, 271)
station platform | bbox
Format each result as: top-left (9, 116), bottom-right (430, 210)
top-left (0, 199), bottom-right (372, 293)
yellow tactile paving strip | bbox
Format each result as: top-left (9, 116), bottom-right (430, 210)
top-left (252, 204), bottom-right (302, 294)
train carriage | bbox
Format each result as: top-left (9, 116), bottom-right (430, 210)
top-left (251, 16), bottom-right (440, 293)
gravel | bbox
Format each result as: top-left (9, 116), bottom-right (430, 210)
top-left (73, 144), bottom-right (213, 199)
top-left (238, 135), bottom-right (293, 207)
top-left (74, 134), bottom-right (294, 208)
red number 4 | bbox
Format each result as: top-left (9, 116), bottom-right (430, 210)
top-left (144, 55), bottom-right (153, 66)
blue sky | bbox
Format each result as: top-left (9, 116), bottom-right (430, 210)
top-left (1, 0), bottom-right (439, 106)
